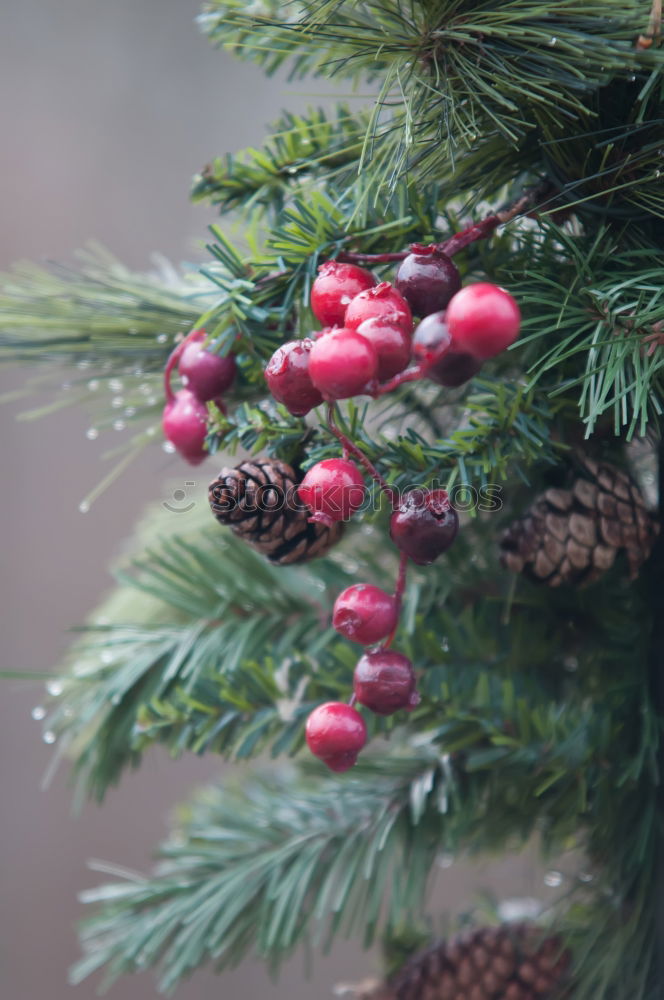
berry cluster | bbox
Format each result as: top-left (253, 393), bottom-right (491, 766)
top-left (263, 253), bottom-right (522, 772)
top-left (162, 330), bottom-right (236, 464)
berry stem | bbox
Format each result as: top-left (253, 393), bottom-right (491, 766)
top-left (335, 181), bottom-right (554, 266)
top-left (326, 403), bottom-right (398, 508)
top-left (163, 328), bottom-right (201, 404)
top-left (371, 363), bottom-right (426, 398)
top-left (384, 551), bottom-right (409, 649)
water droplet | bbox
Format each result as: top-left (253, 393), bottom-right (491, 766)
top-left (441, 638), bottom-right (450, 652)
top-left (628, 74), bottom-right (636, 82)
top-left (656, 170), bottom-right (661, 179)
top-left (31, 706), bottom-right (46, 721)
top-left (579, 871), bottom-right (594, 883)
top-left (78, 500), bottom-right (90, 513)
top-left (46, 680), bottom-right (63, 697)
top-left (133, 368), bottom-right (144, 376)
top-left (146, 396), bottom-right (158, 406)
top-left (563, 655), bottom-right (578, 672)
top-left (87, 379), bottom-right (100, 391)
top-left (111, 395), bottom-right (124, 408)
top-left (43, 731), bottom-right (57, 745)
top-left (156, 333), bottom-right (168, 344)
top-left (139, 383), bottom-right (152, 395)
top-left (109, 379), bottom-right (123, 393)
top-left (437, 852), bottom-right (454, 869)
top-left (85, 427), bottom-right (99, 440)
top-left (61, 381), bottom-right (72, 391)
top-left (128, 329), bottom-right (139, 337)
top-left (101, 650), bottom-right (115, 665)
top-left (146, 426), bottom-right (157, 437)
top-left (77, 359), bottom-right (91, 370)
top-left (124, 406), bottom-right (136, 417)
top-left (111, 694), bottom-right (122, 705)
top-left (498, 897), bottom-right (542, 922)
top-left (544, 870), bottom-right (563, 888)
top-left (162, 441), bottom-right (176, 454)
top-left (548, 36), bottom-right (558, 46)
top-left (113, 419), bottom-right (126, 431)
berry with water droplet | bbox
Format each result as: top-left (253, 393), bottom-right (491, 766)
top-left (162, 389), bottom-right (208, 465)
top-left (265, 339), bottom-right (323, 415)
top-left (298, 458), bottom-right (366, 525)
top-left (445, 283), bottom-right (521, 360)
top-left (310, 261), bottom-right (376, 327)
top-left (308, 328), bottom-right (378, 399)
top-left (355, 317), bottom-right (411, 380)
top-left (412, 311), bottom-right (482, 387)
top-left (178, 330), bottom-right (236, 401)
top-left (344, 282), bottom-right (413, 335)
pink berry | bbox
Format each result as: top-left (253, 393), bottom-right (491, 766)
top-left (310, 261), bottom-right (376, 327)
top-left (308, 327), bottom-right (379, 400)
top-left (356, 317), bottom-right (412, 381)
top-left (333, 584), bottom-right (399, 645)
top-left (389, 489), bottom-right (459, 565)
top-left (412, 312), bottom-right (482, 387)
top-left (178, 330), bottom-right (237, 402)
top-left (353, 650), bottom-right (419, 716)
top-left (395, 247), bottom-right (461, 317)
top-left (162, 388), bottom-right (209, 465)
top-left (265, 339), bottom-right (323, 416)
top-left (445, 283), bottom-right (521, 360)
top-left (305, 702), bottom-right (367, 772)
top-left (298, 458), bottom-right (366, 525)
top-left (344, 282), bottom-right (413, 335)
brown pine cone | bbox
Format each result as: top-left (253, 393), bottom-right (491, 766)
top-left (348, 924), bottom-right (570, 1000)
top-left (500, 456), bottom-right (658, 587)
top-left (208, 458), bottom-right (342, 565)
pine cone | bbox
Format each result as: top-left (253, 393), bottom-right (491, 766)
top-left (350, 924), bottom-right (570, 1000)
top-left (500, 456), bottom-right (658, 587)
top-left (208, 458), bottom-right (342, 565)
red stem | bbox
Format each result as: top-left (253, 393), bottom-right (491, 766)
top-left (371, 363), bottom-right (426, 398)
top-left (383, 551), bottom-right (410, 650)
top-left (326, 403), bottom-right (398, 509)
top-left (163, 328), bottom-right (202, 404)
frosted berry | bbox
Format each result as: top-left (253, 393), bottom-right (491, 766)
top-left (162, 388), bottom-right (208, 465)
top-left (395, 246), bottom-right (461, 317)
top-left (308, 327), bottom-right (378, 399)
top-left (178, 331), bottom-right (236, 402)
top-left (353, 650), bottom-right (419, 715)
top-left (305, 702), bottom-right (367, 772)
top-left (412, 312), bottom-right (482, 387)
top-left (333, 584), bottom-right (398, 645)
top-left (344, 282), bottom-right (413, 335)
top-left (356, 317), bottom-right (411, 381)
top-left (390, 489), bottom-right (459, 565)
top-left (445, 283), bottom-right (521, 360)
top-left (265, 339), bottom-right (323, 416)
top-left (310, 261), bottom-right (376, 327)
top-left (298, 458), bottom-right (366, 525)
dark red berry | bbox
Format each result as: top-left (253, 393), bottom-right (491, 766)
top-left (333, 584), bottom-right (398, 645)
top-left (298, 458), bottom-right (366, 525)
top-left (389, 489), bottom-right (459, 565)
top-left (395, 247), bottom-right (461, 317)
top-left (445, 283), bottom-right (521, 360)
top-left (356, 317), bottom-right (411, 381)
top-left (265, 339), bottom-right (323, 416)
top-left (308, 327), bottom-right (378, 399)
top-left (178, 330), bottom-right (236, 401)
top-left (305, 702), bottom-right (367, 772)
top-left (353, 650), bottom-right (419, 715)
top-left (344, 282), bottom-right (413, 335)
top-left (412, 312), bottom-right (482, 387)
top-left (162, 388), bottom-right (208, 465)
top-left (310, 261), bottom-right (376, 327)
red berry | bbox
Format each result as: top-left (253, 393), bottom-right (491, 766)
top-left (310, 261), bottom-right (376, 327)
top-left (178, 331), bottom-right (236, 402)
top-left (344, 282), bottom-right (413, 335)
top-left (353, 650), bottom-right (419, 716)
top-left (445, 283), bottom-right (521, 360)
top-left (389, 489), bottom-right (459, 565)
top-left (162, 388), bottom-right (208, 465)
top-left (265, 339), bottom-right (323, 416)
top-left (305, 702), bottom-right (367, 772)
top-left (333, 584), bottom-right (398, 645)
top-left (412, 312), bottom-right (482, 387)
top-left (298, 458), bottom-right (366, 525)
top-left (308, 327), bottom-right (378, 400)
top-left (395, 247), bottom-right (461, 317)
top-left (356, 317), bottom-right (412, 381)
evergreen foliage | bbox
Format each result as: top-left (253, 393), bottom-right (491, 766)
top-left (2, 1), bottom-right (664, 998)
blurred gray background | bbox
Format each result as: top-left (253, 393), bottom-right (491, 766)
top-left (0, 3), bottom-right (546, 998)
